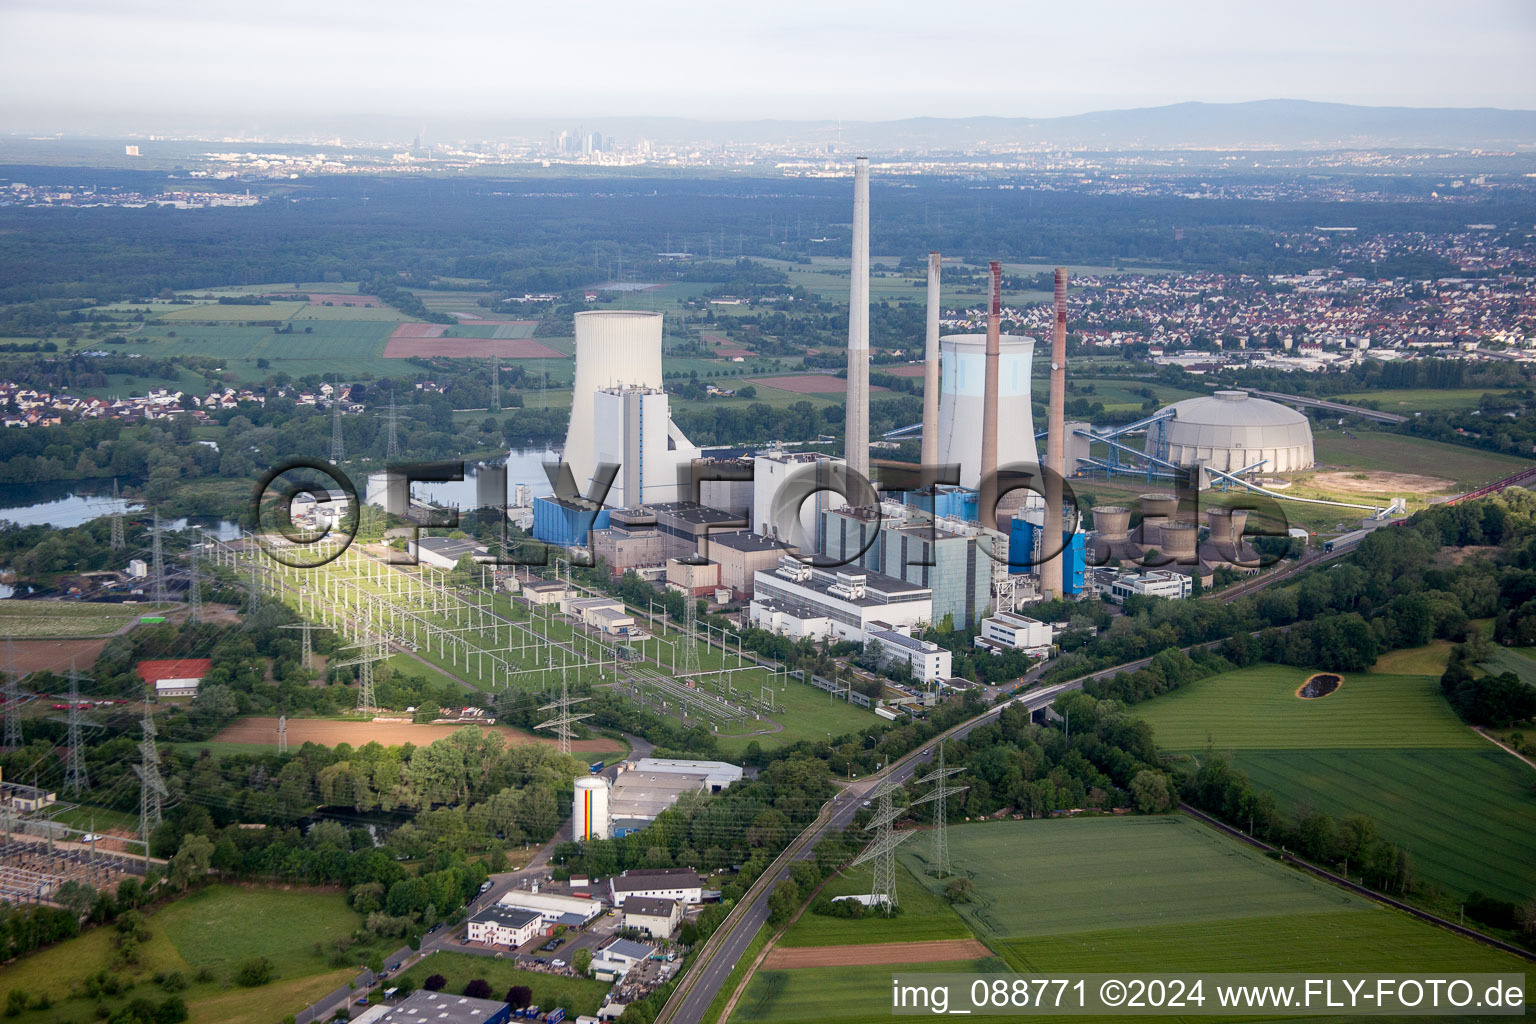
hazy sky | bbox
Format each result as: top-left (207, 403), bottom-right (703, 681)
top-left (2, 0), bottom-right (1534, 129)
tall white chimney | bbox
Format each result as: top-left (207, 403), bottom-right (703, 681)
top-left (977, 262), bottom-right (1002, 529)
top-left (1041, 268), bottom-right (1069, 599)
top-left (920, 252), bottom-right (941, 476)
top-left (845, 156), bottom-right (870, 488)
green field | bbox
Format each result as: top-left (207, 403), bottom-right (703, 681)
top-left (0, 885), bottom-right (372, 1024)
top-left (1480, 646), bottom-right (1536, 687)
top-left (1133, 664), bottom-right (1536, 902)
top-left (0, 600), bottom-right (176, 638)
top-left (778, 861), bottom-right (972, 947)
top-left (1132, 665), bottom-right (1483, 751)
top-left (731, 959), bottom-right (998, 1024)
top-left (1369, 641), bottom-right (1456, 676)
top-left (159, 301), bottom-right (308, 322)
top-left (1335, 388), bottom-right (1519, 413)
top-left (1310, 428), bottom-right (1529, 489)
top-left (394, 952), bottom-right (612, 1017)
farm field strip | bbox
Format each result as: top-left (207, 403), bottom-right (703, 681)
top-left (778, 861), bottom-right (973, 948)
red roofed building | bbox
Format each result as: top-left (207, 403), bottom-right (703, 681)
top-left (137, 659), bottom-right (212, 698)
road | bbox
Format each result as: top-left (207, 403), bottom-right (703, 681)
top-left (1247, 389), bottom-right (1407, 425)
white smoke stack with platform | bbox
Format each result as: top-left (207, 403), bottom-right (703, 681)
top-left (845, 157), bottom-right (870, 489)
top-left (1041, 269), bottom-right (1069, 599)
top-left (921, 252), bottom-right (941, 476)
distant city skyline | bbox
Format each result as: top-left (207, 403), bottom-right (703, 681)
top-left (1, 0), bottom-right (1533, 132)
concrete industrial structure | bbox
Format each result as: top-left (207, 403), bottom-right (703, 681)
top-left (865, 627), bottom-right (952, 683)
top-left (626, 757), bottom-right (743, 792)
top-left (592, 385), bottom-right (701, 508)
top-left (752, 450), bottom-right (846, 553)
top-left (574, 774), bottom-right (611, 842)
top-left (609, 770), bottom-right (712, 823)
top-left (1103, 569), bottom-right (1194, 603)
top-left (591, 508), bottom-right (666, 572)
top-left (1042, 268), bottom-right (1069, 600)
top-left (974, 611), bottom-right (1052, 656)
top-left (609, 868), bottom-right (703, 906)
top-left (707, 531), bottom-right (792, 599)
top-left (845, 156), bottom-right (870, 485)
top-left (749, 556), bottom-right (932, 641)
top-left (821, 504), bottom-right (992, 629)
top-left (920, 252), bottom-right (942, 473)
top-left (937, 333), bottom-right (1038, 492)
top-left (1151, 390), bottom-right (1316, 473)
top-left (562, 310), bottom-right (664, 499)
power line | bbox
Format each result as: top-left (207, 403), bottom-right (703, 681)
top-left (535, 670), bottom-right (592, 757)
top-left (330, 389), bottom-right (346, 465)
top-left (385, 391), bottom-right (401, 460)
top-left (64, 664), bottom-right (90, 796)
top-left (2, 639), bottom-right (22, 750)
top-left (133, 707), bottom-right (167, 846)
top-left (149, 510), bottom-right (168, 605)
top-left (110, 478), bottom-right (125, 551)
top-left (848, 777), bottom-right (915, 915)
top-left (912, 741), bottom-right (967, 878)
top-left (187, 529), bottom-right (203, 624)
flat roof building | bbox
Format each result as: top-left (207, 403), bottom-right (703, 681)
top-left (866, 628), bottom-right (952, 684)
top-left (609, 868), bottom-right (702, 906)
top-left (708, 531), bottom-right (791, 600)
top-left (750, 556), bottom-right (932, 643)
top-left (610, 771), bottom-right (711, 822)
top-left (627, 758), bottom-right (742, 792)
top-left (467, 905), bottom-right (542, 949)
top-left (370, 989), bottom-right (511, 1024)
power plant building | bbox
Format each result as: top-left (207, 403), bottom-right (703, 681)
top-left (1152, 390), bottom-right (1315, 474)
top-left (820, 505), bottom-right (992, 630)
top-left (938, 334), bottom-right (1039, 491)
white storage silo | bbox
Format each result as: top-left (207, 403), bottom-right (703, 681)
top-left (563, 311), bottom-right (666, 501)
top-left (937, 334), bottom-right (1039, 491)
top-left (573, 775), bottom-right (610, 842)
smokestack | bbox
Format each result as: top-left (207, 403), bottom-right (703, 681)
top-left (976, 262), bottom-right (1002, 529)
top-left (920, 252), bottom-right (941, 477)
top-left (1041, 268), bottom-right (1068, 599)
top-left (845, 157), bottom-right (870, 489)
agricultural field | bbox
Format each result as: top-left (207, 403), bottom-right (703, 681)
top-left (1334, 388), bottom-right (1520, 412)
top-left (0, 885), bottom-right (375, 1024)
top-left (1310, 428), bottom-right (1529, 490)
top-left (1480, 646), bottom-right (1536, 687)
top-left (1133, 664), bottom-right (1536, 902)
top-left (393, 952), bottom-right (612, 1018)
top-left (0, 600), bottom-right (176, 638)
top-left (730, 958), bottom-right (1000, 1024)
top-left (778, 861), bottom-right (972, 948)
top-left (158, 301), bottom-right (308, 322)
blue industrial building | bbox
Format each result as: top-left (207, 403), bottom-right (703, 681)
top-left (532, 495), bottom-right (611, 548)
top-left (1009, 520), bottom-right (1086, 597)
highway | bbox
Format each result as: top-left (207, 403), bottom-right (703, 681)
top-left (1246, 389), bottom-right (1408, 424)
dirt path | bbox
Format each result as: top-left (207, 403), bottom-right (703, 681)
top-left (761, 939), bottom-right (992, 968)
top-left (1474, 727), bottom-right (1536, 773)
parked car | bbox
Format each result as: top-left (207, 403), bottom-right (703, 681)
top-left (551, 958), bottom-right (566, 968)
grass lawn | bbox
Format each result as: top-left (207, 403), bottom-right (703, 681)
top-left (1311, 428), bottom-right (1529, 489)
top-left (159, 301), bottom-right (307, 322)
top-left (394, 952), bottom-right (611, 1017)
top-left (1133, 665), bottom-right (1483, 751)
top-left (43, 802), bottom-right (140, 832)
top-left (1334, 388), bottom-right (1518, 413)
top-left (0, 600), bottom-right (176, 638)
top-left (778, 861), bottom-right (972, 948)
top-left (730, 959), bottom-right (999, 1024)
top-left (0, 885), bottom-right (373, 1024)
top-left (904, 816), bottom-right (1358, 941)
top-left (1369, 641), bottom-right (1455, 676)
top-left (1479, 647), bottom-right (1536, 687)
top-left (714, 670), bottom-right (880, 755)
top-left (1133, 663), bottom-right (1536, 903)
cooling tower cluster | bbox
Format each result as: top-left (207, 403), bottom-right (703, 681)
top-left (1086, 489), bottom-right (1263, 576)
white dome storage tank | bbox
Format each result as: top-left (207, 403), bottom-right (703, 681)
top-left (1152, 390), bottom-right (1315, 474)
top-left (563, 311), bottom-right (666, 500)
top-left (573, 775), bottom-right (610, 842)
top-left (937, 334), bottom-right (1039, 491)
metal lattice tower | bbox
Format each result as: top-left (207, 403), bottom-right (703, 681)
top-left (110, 479), bottom-right (125, 551)
top-left (334, 633), bottom-right (387, 714)
top-left (186, 530), bottom-right (203, 624)
top-left (64, 665), bottom-right (89, 795)
top-left (384, 391), bottom-right (401, 460)
top-left (3, 639), bottom-right (23, 750)
top-left (281, 622), bottom-right (322, 672)
top-left (913, 742), bottom-right (968, 878)
top-left (277, 715), bottom-right (288, 755)
top-left (535, 671), bottom-right (593, 756)
top-left (490, 351), bottom-right (501, 412)
top-left (133, 708), bottom-right (167, 844)
top-left (149, 510), bottom-right (168, 604)
top-left (679, 596), bottom-right (701, 678)
top-left (848, 777), bottom-right (914, 914)
top-left (330, 390), bottom-right (345, 465)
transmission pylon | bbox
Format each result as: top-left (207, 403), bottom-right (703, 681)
top-left (133, 708), bottom-right (167, 844)
top-left (334, 632), bottom-right (387, 714)
top-left (246, 556), bottom-right (262, 615)
top-left (110, 479), bottom-right (125, 551)
top-left (848, 777), bottom-right (915, 914)
top-left (912, 742), bottom-right (968, 878)
top-left (277, 715), bottom-right (288, 755)
top-left (3, 639), bottom-right (24, 750)
top-left (679, 595), bottom-right (701, 678)
top-left (186, 530), bottom-right (203, 624)
top-left (490, 351), bottom-right (501, 412)
top-left (329, 390), bottom-right (346, 465)
top-left (535, 671), bottom-right (593, 756)
top-left (64, 664), bottom-right (89, 795)
top-left (281, 622), bottom-right (322, 672)
top-left (384, 391), bottom-right (401, 460)
top-left (149, 510), bottom-right (168, 604)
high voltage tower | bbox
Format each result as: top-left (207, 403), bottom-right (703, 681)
top-left (914, 742), bottom-right (968, 878)
top-left (63, 664), bottom-right (91, 795)
top-left (3, 639), bottom-right (24, 750)
top-left (149, 510), bottom-right (168, 604)
top-left (384, 391), bottom-right (401, 460)
top-left (849, 777), bottom-right (915, 914)
top-left (536, 672), bottom-right (592, 756)
top-left (333, 632), bottom-right (387, 714)
top-left (110, 479), bottom-right (125, 550)
top-left (330, 391), bottom-right (346, 465)
top-left (186, 529), bottom-right (203, 624)
top-left (277, 715), bottom-right (288, 755)
top-left (246, 555), bottom-right (263, 616)
top-left (679, 594), bottom-right (701, 678)
top-left (490, 349), bottom-right (501, 412)
top-left (133, 707), bottom-right (167, 845)
top-left (281, 622), bottom-right (323, 672)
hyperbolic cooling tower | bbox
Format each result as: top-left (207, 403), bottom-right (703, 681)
top-left (1206, 507), bottom-right (1250, 545)
top-left (1156, 522), bottom-right (1199, 562)
top-left (1139, 492), bottom-right (1180, 519)
top-left (563, 311), bottom-right (665, 499)
top-left (937, 334), bottom-right (1038, 491)
top-left (1092, 506), bottom-right (1131, 542)
top-left (573, 775), bottom-right (610, 842)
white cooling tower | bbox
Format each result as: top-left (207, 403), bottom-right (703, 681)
top-left (938, 334), bottom-right (1039, 491)
top-left (563, 311), bottom-right (666, 499)
top-left (573, 775), bottom-right (610, 841)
